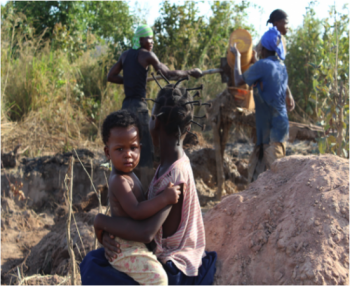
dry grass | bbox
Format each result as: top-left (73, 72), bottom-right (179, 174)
top-left (1, 11), bottom-right (226, 158)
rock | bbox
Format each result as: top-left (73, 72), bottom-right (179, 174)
top-left (236, 161), bottom-right (248, 178)
top-left (1, 218), bottom-right (5, 231)
top-left (186, 147), bottom-right (244, 205)
top-left (73, 185), bottom-right (108, 212)
top-left (1, 145), bottom-right (21, 168)
top-left (204, 154), bottom-right (349, 285)
top-left (1, 149), bottom-right (109, 209)
top-left (1, 197), bottom-right (16, 212)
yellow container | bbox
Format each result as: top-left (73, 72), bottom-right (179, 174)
top-left (227, 29), bottom-right (253, 69)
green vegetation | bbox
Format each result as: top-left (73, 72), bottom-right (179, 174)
top-left (1, 1), bottom-right (348, 158)
top-left (285, 2), bottom-right (349, 157)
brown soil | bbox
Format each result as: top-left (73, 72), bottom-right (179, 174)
top-left (1, 197), bottom-right (55, 284)
top-left (1, 194), bottom-right (100, 285)
top-left (186, 147), bottom-right (248, 206)
top-left (24, 208), bottom-right (101, 278)
top-left (204, 154), bottom-right (349, 285)
top-left (1, 139), bottom-right (348, 285)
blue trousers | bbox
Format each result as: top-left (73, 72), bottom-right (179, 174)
top-left (80, 248), bottom-right (217, 285)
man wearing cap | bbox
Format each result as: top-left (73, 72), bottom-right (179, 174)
top-left (107, 25), bottom-right (202, 187)
top-left (231, 27), bottom-right (289, 182)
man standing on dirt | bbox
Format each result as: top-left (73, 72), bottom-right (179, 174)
top-left (231, 27), bottom-right (289, 182)
top-left (107, 24), bottom-right (202, 188)
top-left (253, 9), bottom-right (295, 112)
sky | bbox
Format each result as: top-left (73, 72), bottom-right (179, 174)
top-left (130, 0), bottom-right (349, 43)
top-left (1, 0), bottom-right (348, 44)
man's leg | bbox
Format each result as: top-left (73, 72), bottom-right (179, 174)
top-left (264, 141), bottom-right (286, 169)
top-left (121, 98), bottom-right (154, 191)
top-left (248, 145), bottom-right (266, 183)
top-left (137, 109), bottom-right (154, 192)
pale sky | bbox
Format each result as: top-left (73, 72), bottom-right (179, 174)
top-left (131, 0), bottom-right (349, 43)
top-left (1, 0), bottom-right (348, 44)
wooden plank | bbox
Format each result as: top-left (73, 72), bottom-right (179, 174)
top-left (212, 117), bottom-right (225, 201)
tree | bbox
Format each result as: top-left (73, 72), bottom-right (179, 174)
top-left (285, 2), bottom-right (323, 116)
top-left (308, 4), bottom-right (349, 157)
top-left (152, 1), bottom-right (255, 71)
top-left (2, 1), bottom-right (135, 48)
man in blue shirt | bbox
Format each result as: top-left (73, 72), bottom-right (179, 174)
top-left (231, 27), bottom-right (289, 182)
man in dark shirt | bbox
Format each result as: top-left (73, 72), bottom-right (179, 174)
top-left (107, 25), bottom-right (202, 188)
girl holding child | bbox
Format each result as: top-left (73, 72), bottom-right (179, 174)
top-left (80, 78), bottom-right (217, 285)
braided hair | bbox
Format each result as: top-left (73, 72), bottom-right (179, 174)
top-left (146, 72), bottom-right (209, 145)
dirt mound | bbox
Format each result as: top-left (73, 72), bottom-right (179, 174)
top-left (24, 207), bottom-right (103, 278)
top-left (1, 196), bottom-right (56, 284)
top-left (186, 147), bottom-right (248, 205)
top-left (73, 185), bottom-right (108, 212)
top-left (204, 154), bottom-right (349, 285)
top-left (183, 131), bottom-right (209, 149)
top-left (1, 149), bottom-right (109, 210)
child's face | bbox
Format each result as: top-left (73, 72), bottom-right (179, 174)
top-left (104, 126), bottom-right (141, 173)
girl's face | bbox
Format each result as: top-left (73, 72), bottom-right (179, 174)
top-left (104, 126), bottom-right (141, 173)
top-left (149, 105), bottom-right (160, 148)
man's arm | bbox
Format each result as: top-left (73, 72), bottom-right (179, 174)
top-left (230, 43), bottom-right (246, 86)
top-left (286, 85), bottom-right (295, 111)
top-left (107, 51), bottom-right (128, 84)
top-left (143, 51), bottom-right (202, 80)
top-left (94, 204), bottom-right (172, 244)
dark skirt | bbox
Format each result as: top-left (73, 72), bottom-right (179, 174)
top-left (80, 248), bottom-right (217, 285)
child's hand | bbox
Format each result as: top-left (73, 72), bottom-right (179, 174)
top-left (103, 233), bottom-right (121, 262)
top-left (163, 182), bottom-right (181, 204)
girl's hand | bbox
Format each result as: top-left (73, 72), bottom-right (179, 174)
top-left (163, 182), bottom-right (181, 204)
top-left (102, 232), bottom-right (121, 262)
top-left (230, 43), bottom-right (241, 57)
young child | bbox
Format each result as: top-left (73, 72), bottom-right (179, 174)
top-left (98, 109), bottom-right (181, 285)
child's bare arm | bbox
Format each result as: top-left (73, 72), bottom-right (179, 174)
top-left (94, 205), bottom-right (172, 244)
top-left (112, 177), bottom-right (180, 220)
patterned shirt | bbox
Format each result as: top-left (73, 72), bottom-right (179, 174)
top-left (148, 154), bottom-right (206, 276)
